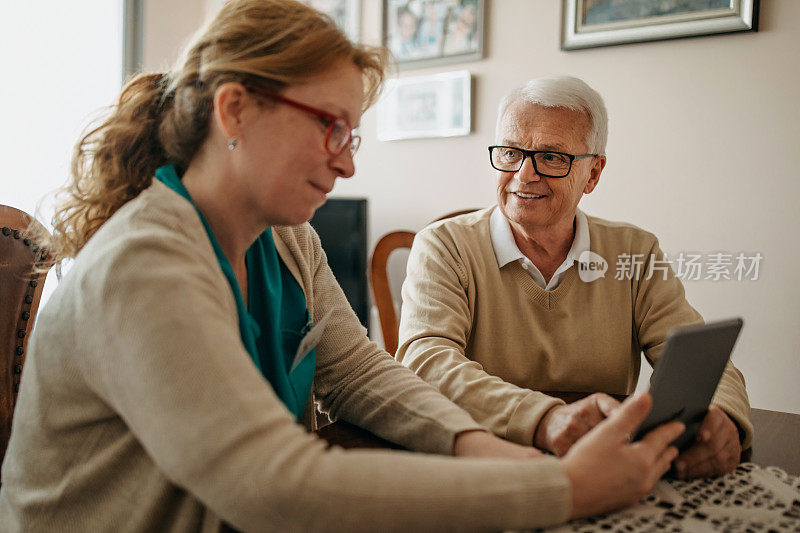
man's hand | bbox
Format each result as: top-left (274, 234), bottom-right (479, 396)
top-left (454, 429), bottom-right (543, 459)
top-left (534, 393), bottom-right (621, 456)
top-left (673, 406), bottom-right (741, 479)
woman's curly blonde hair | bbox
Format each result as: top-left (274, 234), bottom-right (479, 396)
top-left (33, 0), bottom-right (389, 268)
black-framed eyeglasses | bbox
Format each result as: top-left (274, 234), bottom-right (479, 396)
top-left (488, 145), bottom-right (597, 178)
top-left (244, 85), bottom-right (361, 156)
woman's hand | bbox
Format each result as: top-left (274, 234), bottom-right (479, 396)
top-left (453, 430), bottom-right (543, 459)
top-left (562, 393), bottom-right (684, 520)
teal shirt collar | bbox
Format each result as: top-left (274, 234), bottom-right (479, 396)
top-left (154, 165), bottom-right (315, 420)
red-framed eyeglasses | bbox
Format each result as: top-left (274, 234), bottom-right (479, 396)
top-left (244, 85), bottom-right (361, 156)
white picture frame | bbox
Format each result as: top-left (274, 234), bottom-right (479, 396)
top-left (377, 70), bottom-right (471, 141)
top-left (209, 1), bottom-right (361, 42)
top-left (299, 0), bottom-right (361, 42)
top-left (562, 0), bottom-right (759, 51)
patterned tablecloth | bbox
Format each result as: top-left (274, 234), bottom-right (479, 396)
top-left (540, 463), bottom-right (800, 532)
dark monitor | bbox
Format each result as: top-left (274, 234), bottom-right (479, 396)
top-left (309, 198), bottom-right (369, 331)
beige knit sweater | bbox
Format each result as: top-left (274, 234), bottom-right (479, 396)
top-left (397, 208), bottom-right (752, 449)
top-left (0, 183), bottom-right (573, 532)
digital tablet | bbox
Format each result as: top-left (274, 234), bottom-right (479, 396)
top-left (634, 318), bottom-right (744, 452)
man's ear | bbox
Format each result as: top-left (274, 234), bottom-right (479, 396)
top-left (212, 82), bottom-right (248, 141)
top-left (583, 155), bottom-right (606, 194)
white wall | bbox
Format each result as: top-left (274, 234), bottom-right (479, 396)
top-left (1, 1), bottom-right (125, 304)
top-left (143, 0), bottom-right (800, 413)
top-left (142, 0), bottom-right (207, 71)
top-left (1, 1), bottom-right (123, 221)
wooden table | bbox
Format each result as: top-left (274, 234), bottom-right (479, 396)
top-left (317, 405), bottom-right (800, 475)
top-left (747, 407), bottom-right (800, 475)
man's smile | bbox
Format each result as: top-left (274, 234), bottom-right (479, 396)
top-left (511, 191), bottom-right (548, 199)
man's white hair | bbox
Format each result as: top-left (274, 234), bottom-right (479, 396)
top-left (495, 75), bottom-right (608, 155)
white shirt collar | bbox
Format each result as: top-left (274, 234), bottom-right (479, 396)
top-left (490, 207), bottom-right (590, 290)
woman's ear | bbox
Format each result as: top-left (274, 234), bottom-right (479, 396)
top-left (212, 82), bottom-right (249, 141)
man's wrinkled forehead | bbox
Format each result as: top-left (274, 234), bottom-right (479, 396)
top-left (496, 102), bottom-right (590, 144)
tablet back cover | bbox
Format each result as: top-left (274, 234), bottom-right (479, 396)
top-left (636, 318), bottom-right (743, 450)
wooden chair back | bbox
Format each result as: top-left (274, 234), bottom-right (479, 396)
top-left (369, 231), bottom-right (415, 355)
top-left (0, 205), bottom-right (51, 470)
top-left (369, 209), bottom-right (478, 355)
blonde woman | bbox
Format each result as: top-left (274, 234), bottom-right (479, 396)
top-left (0, 1), bottom-right (683, 531)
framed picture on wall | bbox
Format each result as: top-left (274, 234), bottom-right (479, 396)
top-left (561, 0), bottom-right (759, 51)
top-left (377, 70), bottom-right (471, 141)
top-left (298, 0), bottom-right (361, 42)
top-left (383, 0), bottom-right (484, 69)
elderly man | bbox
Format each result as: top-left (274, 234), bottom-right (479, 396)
top-left (396, 76), bottom-right (751, 479)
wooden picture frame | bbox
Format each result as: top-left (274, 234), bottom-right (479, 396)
top-left (383, 0), bottom-right (484, 70)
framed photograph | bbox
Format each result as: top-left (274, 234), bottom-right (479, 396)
top-left (383, 0), bottom-right (484, 69)
top-left (561, 0), bottom-right (759, 51)
top-left (298, 0), bottom-right (361, 42)
top-left (377, 70), bottom-right (471, 141)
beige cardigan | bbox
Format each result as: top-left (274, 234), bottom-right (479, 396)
top-left (398, 208), bottom-right (752, 449)
top-left (0, 182), bottom-right (572, 532)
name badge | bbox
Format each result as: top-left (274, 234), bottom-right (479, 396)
top-left (290, 309), bottom-right (333, 372)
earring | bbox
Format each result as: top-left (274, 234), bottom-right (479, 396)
top-left (227, 137), bottom-right (239, 151)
